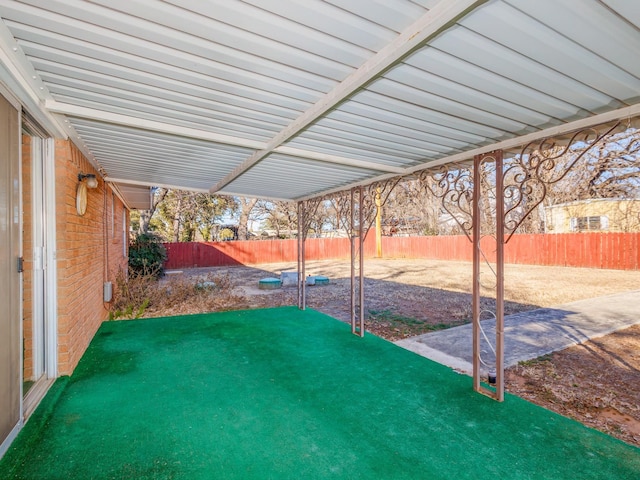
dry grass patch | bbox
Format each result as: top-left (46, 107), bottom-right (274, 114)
top-left (110, 269), bottom-right (246, 320)
top-left (506, 324), bottom-right (640, 448)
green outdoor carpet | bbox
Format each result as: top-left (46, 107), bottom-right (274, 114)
top-left (1, 306), bottom-right (638, 479)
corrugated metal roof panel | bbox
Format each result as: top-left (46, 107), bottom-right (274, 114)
top-left (403, 50), bottom-right (588, 121)
top-left (70, 118), bottom-right (254, 190)
top-left (0, 0), bottom-right (638, 202)
top-left (429, 23), bottom-right (624, 112)
top-left (603, 0), bottom-right (640, 29)
top-left (460, 2), bottom-right (640, 100)
top-left (322, 0), bottom-right (439, 33)
top-left (381, 67), bottom-right (558, 127)
top-left (223, 154), bottom-right (378, 200)
top-left (295, 120), bottom-right (462, 159)
top-left (113, 183), bottom-right (152, 210)
top-left (56, 91), bottom-right (281, 143)
top-left (510, 0), bottom-right (640, 80)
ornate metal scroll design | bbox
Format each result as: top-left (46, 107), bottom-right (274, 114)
top-left (418, 164), bottom-right (474, 241)
top-left (324, 177), bottom-right (403, 239)
top-left (502, 122), bottom-right (622, 243)
top-left (298, 196), bottom-right (325, 241)
top-left (472, 150), bottom-right (505, 402)
top-left (309, 178), bottom-right (403, 337)
top-left (329, 191), bottom-right (353, 237)
top-left (360, 177), bottom-right (404, 240)
top-left (297, 196), bottom-right (329, 310)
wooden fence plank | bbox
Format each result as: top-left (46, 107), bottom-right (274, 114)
top-left (163, 233), bottom-right (639, 271)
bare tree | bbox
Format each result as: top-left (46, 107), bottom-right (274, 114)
top-left (236, 197), bottom-right (258, 240)
top-left (384, 179), bottom-right (442, 236)
top-left (148, 190), bottom-right (235, 241)
top-left (136, 187), bottom-right (168, 235)
top-left (253, 200), bottom-right (298, 238)
top-left (547, 129), bottom-right (640, 203)
top-left (192, 194), bottom-right (235, 240)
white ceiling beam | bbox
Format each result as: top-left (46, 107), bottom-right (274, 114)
top-left (45, 99), bottom-right (268, 150)
top-left (107, 182), bottom-right (149, 211)
top-left (295, 173), bottom-right (400, 202)
top-left (105, 177), bottom-right (293, 202)
top-left (210, 0), bottom-right (488, 193)
top-left (214, 190), bottom-right (293, 203)
top-left (0, 20), bottom-right (68, 137)
top-left (103, 177), bottom-right (157, 187)
top-left (105, 177), bottom-right (210, 193)
top-left (296, 103), bottom-right (640, 201)
top-left (46, 100), bottom-right (406, 173)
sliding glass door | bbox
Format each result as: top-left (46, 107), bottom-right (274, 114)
top-left (0, 93), bottom-right (21, 454)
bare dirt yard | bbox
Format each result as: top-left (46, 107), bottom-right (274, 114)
top-left (148, 259), bottom-right (640, 447)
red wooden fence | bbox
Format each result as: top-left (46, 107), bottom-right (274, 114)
top-left (379, 233), bottom-right (640, 269)
top-left (163, 235), bottom-right (377, 269)
top-left (164, 232), bottom-right (640, 270)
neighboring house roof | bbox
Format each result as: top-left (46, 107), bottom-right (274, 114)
top-left (0, 1), bottom-right (639, 206)
top-left (546, 198), bottom-right (640, 209)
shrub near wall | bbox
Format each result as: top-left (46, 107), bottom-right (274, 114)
top-left (55, 140), bottom-right (128, 375)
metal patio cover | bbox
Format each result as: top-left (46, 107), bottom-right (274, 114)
top-left (1, 0), bottom-right (639, 208)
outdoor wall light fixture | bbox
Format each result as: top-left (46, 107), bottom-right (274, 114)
top-left (76, 172), bottom-right (98, 216)
top-left (78, 172), bottom-right (98, 189)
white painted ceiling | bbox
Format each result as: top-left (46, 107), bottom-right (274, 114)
top-left (0, 0), bottom-right (639, 208)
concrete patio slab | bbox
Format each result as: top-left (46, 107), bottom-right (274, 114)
top-left (396, 290), bottom-right (640, 375)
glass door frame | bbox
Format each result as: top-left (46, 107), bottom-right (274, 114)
top-left (22, 134), bottom-right (57, 418)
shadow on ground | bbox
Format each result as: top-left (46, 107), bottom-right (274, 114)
top-left (170, 263), bottom-right (542, 341)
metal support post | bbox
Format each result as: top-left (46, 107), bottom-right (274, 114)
top-left (472, 151), bottom-right (505, 402)
top-left (472, 156), bottom-right (481, 393)
top-left (375, 186), bottom-right (382, 258)
top-left (357, 186), bottom-right (365, 337)
top-left (297, 201), bottom-right (306, 310)
top-left (424, 123), bottom-right (621, 401)
top-left (350, 188), bottom-right (357, 334)
top-left (495, 151), bottom-right (505, 402)
top-left (297, 201), bottom-right (302, 309)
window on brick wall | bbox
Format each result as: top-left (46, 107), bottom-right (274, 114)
top-left (123, 208), bottom-right (127, 258)
top-left (570, 215), bottom-right (609, 232)
top-left (111, 192), bottom-right (116, 238)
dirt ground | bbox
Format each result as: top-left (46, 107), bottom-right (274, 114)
top-left (158, 258), bottom-right (640, 447)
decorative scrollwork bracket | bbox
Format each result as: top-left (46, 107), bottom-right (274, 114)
top-left (418, 164), bottom-right (474, 241)
top-left (502, 122), bottom-right (623, 242)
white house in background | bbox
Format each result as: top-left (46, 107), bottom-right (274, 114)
top-left (545, 199), bottom-right (640, 233)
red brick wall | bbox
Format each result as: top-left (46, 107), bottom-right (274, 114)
top-left (54, 139), bottom-right (128, 375)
